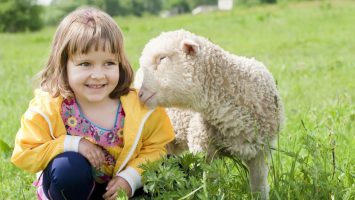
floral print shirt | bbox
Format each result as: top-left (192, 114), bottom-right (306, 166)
top-left (61, 98), bottom-right (125, 183)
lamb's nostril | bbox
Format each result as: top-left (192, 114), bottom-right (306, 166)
top-left (138, 90), bottom-right (144, 98)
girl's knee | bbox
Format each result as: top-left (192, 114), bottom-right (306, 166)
top-left (45, 152), bottom-right (93, 187)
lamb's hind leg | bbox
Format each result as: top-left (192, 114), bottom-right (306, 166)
top-left (245, 150), bottom-right (270, 200)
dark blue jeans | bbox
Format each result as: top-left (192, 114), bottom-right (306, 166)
top-left (42, 152), bottom-right (106, 200)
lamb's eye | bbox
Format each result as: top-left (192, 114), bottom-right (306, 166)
top-left (160, 56), bottom-right (166, 62)
top-left (156, 56), bottom-right (167, 65)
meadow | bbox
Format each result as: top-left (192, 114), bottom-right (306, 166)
top-left (0, 0), bottom-right (354, 199)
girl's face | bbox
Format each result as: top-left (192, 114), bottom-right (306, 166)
top-left (67, 46), bottom-right (119, 105)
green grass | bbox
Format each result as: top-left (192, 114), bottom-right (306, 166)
top-left (0, 0), bottom-right (354, 199)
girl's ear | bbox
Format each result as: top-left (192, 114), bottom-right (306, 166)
top-left (180, 39), bottom-right (199, 56)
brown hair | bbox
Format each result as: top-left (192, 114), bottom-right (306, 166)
top-left (39, 7), bottom-right (133, 99)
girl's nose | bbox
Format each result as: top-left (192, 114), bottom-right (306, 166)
top-left (90, 67), bottom-right (105, 79)
top-left (90, 73), bottom-right (105, 79)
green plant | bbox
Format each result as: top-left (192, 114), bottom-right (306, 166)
top-left (139, 153), bottom-right (251, 199)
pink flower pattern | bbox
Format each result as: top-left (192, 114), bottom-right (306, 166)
top-left (60, 98), bottom-right (125, 181)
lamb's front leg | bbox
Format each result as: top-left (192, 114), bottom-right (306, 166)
top-left (186, 114), bottom-right (221, 163)
top-left (245, 150), bottom-right (270, 200)
top-left (166, 108), bottom-right (193, 155)
top-left (187, 113), bottom-right (209, 153)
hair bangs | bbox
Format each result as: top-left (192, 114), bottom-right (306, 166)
top-left (66, 18), bottom-right (121, 57)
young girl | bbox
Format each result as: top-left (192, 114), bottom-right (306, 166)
top-left (11, 7), bottom-right (175, 200)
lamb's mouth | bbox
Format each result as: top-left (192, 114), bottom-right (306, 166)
top-left (143, 93), bottom-right (156, 105)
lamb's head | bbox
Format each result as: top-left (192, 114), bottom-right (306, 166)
top-left (138, 29), bottom-right (205, 109)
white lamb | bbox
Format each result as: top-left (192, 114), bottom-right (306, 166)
top-left (135, 29), bottom-right (284, 199)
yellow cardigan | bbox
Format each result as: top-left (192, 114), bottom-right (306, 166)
top-left (11, 89), bottom-right (175, 177)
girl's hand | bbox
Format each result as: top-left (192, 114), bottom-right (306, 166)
top-left (78, 138), bottom-right (105, 169)
top-left (103, 176), bottom-right (132, 200)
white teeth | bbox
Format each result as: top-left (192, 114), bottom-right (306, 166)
top-left (86, 84), bottom-right (105, 89)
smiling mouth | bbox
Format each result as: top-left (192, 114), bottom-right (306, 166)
top-left (85, 84), bottom-right (107, 89)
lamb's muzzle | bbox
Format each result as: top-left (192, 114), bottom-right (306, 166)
top-left (138, 86), bottom-right (156, 108)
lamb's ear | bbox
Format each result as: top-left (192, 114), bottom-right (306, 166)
top-left (181, 39), bottom-right (199, 56)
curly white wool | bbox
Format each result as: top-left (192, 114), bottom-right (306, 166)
top-left (135, 29), bottom-right (284, 199)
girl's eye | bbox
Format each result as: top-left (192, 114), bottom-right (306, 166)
top-left (78, 62), bottom-right (90, 67)
top-left (105, 62), bottom-right (117, 66)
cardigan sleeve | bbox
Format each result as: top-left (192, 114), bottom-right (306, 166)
top-left (11, 109), bottom-right (67, 173)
